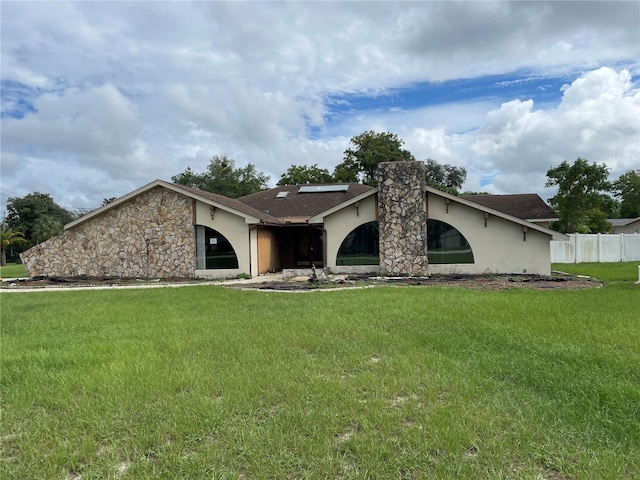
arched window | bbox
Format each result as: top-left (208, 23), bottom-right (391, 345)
top-left (196, 226), bottom-right (239, 269)
top-left (336, 221), bottom-right (380, 265)
top-left (426, 219), bottom-right (474, 264)
top-left (335, 219), bottom-right (474, 266)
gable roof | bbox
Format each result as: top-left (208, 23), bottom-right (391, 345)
top-left (308, 188), bottom-right (379, 224)
top-left (65, 180), bottom-right (284, 230)
top-left (437, 188), bottom-right (567, 240)
top-left (170, 183), bottom-right (283, 224)
top-left (237, 183), bottom-right (373, 223)
top-left (460, 194), bottom-right (558, 222)
top-left (64, 180), bottom-right (567, 242)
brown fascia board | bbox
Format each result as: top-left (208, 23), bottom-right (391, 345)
top-left (429, 187), bottom-right (569, 241)
top-left (64, 179), bottom-right (170, 230)
top-left (64, 180), bottom-right (283, 231)
top-left (169, 183), bottom-right (283, 225)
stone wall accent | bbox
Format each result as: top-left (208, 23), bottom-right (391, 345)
top-left (21, 187), bottom-right (196, 278)
top-left (375, 161), bottom-right (429, 276)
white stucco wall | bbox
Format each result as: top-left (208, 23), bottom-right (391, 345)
top-left (322, 194), bottom-right (380, 274)
top-left (427, 193), bottom-right (552, 275)
top-left (194, 201), bottom-right (251, 278)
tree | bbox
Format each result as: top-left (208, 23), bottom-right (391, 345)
top-left (0, 227), bottom-right (27, 266)
top-left (277, 164), bottom-right (334, 186)
top-left (545, 158), bottom-right (612, 233)
top-left (5, 192), bottom-right (73, 248)
top-left (333, 131), bottom-right (415, 186)
top-left (612, 169), bottom-right (640, 218)
top-left (596, 193), bottom-right (620, 219)
top-left (102, 197), bottom-right (118, 206)
top-left (172, 155), bottom-right (270, 198)
top-left (424, 158), bottom-right (467, 194)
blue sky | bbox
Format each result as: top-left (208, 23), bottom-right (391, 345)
top-left (328, 73), bottom-right (571, 115)
top-left (1, 1), bottom-right (639, 214)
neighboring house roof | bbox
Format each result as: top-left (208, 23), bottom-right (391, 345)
top-left (460, 194), bottom-right (558, 222)
top-left (237, 183), bottom-right (373, 223)
top-left (608, 218), bottom-right (640, 227)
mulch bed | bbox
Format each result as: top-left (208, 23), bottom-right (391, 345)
top-left (1, 273), bottom-right (601, 291)
top-left (233, 273), bottom-right (602, 291)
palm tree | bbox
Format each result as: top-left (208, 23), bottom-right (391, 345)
top-left (1, 228), bottom-right (28, 266)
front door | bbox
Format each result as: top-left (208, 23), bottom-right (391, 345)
top-left (294, 228), bottom-right (323, 268)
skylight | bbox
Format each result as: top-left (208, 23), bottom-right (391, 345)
top-left (298, 185), bottom-right (349, 193)
top-left (276, 191), bottom-right (289, 198)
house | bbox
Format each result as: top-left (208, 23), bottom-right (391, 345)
top-left (20, 161), bottom-right (568, 279)
top-left (608, 218), bottom-right (640, 235)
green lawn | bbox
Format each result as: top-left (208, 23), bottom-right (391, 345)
top-left (1, 264), bottom-right (639, 479)
top-left (553, 261), bottom-right (640, 283)
top-left (0, 263), bottom-right (27, 279)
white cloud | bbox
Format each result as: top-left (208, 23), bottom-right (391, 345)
top-left (1, 2), bottom-right (638, 211)
top-left (472, 67), bottom-right (640, 194)
top-left (2, 84), bottom-right (140, 159)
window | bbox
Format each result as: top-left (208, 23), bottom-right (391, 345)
top-left (196, 226), bottom-right (239, 269)
top-left (335, 219), bottom-right (474, 266)
top-left (426, 219), bottom-right (474, 264)
top-left (336, 221), bottom-right (379, 265)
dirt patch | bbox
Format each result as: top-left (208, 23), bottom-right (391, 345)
top-left (1, 273), bottom-right (601, 291)
top-left (0, 276), bottom-right (211, 290)
top-left (235, 273), bottom-right (602, 291)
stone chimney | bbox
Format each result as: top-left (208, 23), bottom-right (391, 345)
top-left (375, 161), bottom-right (429, 276)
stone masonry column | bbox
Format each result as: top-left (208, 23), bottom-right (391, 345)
top-left (376, 161), bottom-right (429, 276)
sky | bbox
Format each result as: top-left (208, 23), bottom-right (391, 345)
top-left (1, 1), bottom-right (639, 215)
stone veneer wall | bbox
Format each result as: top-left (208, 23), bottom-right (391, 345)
top-left (21, 187), bottom-right (196, 278)
top-left (375, 161), bottom-right (429, 276)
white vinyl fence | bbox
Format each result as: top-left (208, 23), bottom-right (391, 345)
top-left (551, 234), bottom-right (640, 263)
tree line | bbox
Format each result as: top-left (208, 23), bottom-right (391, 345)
top-left (2, 130), bottom-right (639, 264)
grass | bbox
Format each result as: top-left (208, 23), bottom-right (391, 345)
top-left (553, 261), bottom-right (640, 283)
top-left (0, 263), bottom-right (26, 279)
top-left (1, 264), bottom-right (639, 479)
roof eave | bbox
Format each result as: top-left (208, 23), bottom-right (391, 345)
top-left (307, 188), bottom-right (378, 224)
top-left (64, 180), bottom-right (275, 230)
top-left (426, 186), bottom-right (569, 241)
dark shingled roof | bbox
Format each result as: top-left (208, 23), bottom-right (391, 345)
top-left (460, 194), bottom-right (558, 221)
top-left (237, 183), bottom-right (374, 222)
top-left (170, 183), bottom-right (284, 225)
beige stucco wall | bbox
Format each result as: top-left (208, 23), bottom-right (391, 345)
top-left (194, 201), bottom-right (252, 278)
top-left (21, 187), bottom-right (196, 278)
top-left (323, 194), bottom-right (380, 274)
top-left (322, 192), bottom-right (553, 276)
top-left (427, 193), bottom-right (552, 275)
